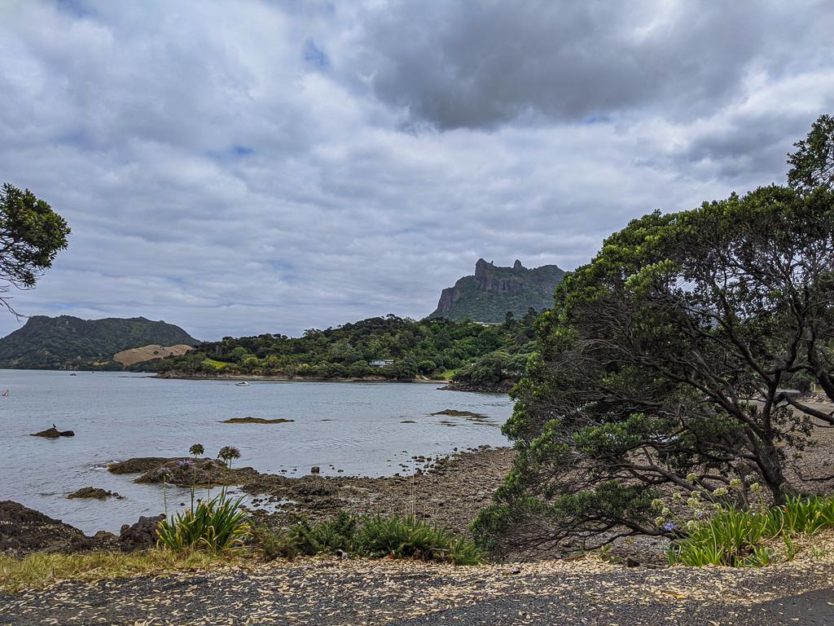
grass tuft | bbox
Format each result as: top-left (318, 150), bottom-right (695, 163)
top-left (669, 495), bottom-right (834, 567)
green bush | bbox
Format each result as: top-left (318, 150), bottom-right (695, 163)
top-left (255, 513), bottom-right (483, 565)
top-left (157, 493), bottom-right (251, 553)
top-left (669, 496), bottom-right (834, 567)
top-left (288, 511), bottom-right (357, 556)
top-left (354, 515), bottom-right (482, 564)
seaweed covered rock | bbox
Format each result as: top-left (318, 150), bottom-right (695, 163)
top-left (67, 487), bottom-right (123, 500)
top-left (135, 458), bottom-right (257, 487)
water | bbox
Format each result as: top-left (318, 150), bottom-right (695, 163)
top-left (0, 370), bottom-right (511, 534)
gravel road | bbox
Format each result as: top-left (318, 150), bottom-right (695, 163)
top-left (3, 554), bottom-right (833, 625)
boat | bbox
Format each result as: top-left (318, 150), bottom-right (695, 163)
top-left (235, 381), bottom-right (250, 386)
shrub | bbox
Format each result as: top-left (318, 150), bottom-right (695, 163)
top-left (288, 511), bottom-right (357, 556)
top-left (354, 515), bottom-right (482, 564)
top-left (254, 513), bottom-right (483, 565)
top-left (157, 493), bottom-right (251, 553)
top-left (669, 496), bottom-right (834, 567)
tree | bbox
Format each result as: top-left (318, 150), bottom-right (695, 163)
top-left (0, 183), bottom-right (70, 313)
top-left (788, 114), bottom-right (834, 193)
top-left (474, 184), bottom-right (834, 554)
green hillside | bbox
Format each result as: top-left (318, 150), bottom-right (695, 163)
top-left (0, 315), bottom-right (198, 370)
top-left (157, 314), bottom-right (537, 390)
top-left (429, 259), bottom-right (565, 322)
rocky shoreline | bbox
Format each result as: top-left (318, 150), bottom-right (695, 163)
top-left (1, 447), bottom-right (515, 559)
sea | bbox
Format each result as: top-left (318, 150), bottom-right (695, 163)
top-left (0, 370), bottom-right (512, 534)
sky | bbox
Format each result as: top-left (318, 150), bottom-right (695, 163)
top-left (0, 0), bottom-right (832, 340)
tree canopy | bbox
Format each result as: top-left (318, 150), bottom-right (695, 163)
top-left (788, 114), bottom-right (834, 193)
top-left (475, 121), bottom-right (834, 555)
top-left (0, 183), bottom-right (70, 313)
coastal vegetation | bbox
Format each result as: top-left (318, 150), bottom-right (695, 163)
top-left (155, 312), bottom-right (539, 389)
top-left (256, 512), bottom-right (483, 565)
top-left (474, 116), bottom-right (834, 558)
top-left (0, 183), bottom-right (69, 316)
top-left (669, 495), bottom-right (834, 567)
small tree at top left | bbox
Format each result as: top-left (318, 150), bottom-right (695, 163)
top-left (0, 183), bottom-right (70, 314)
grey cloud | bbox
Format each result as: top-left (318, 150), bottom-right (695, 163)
top-left (346, 0), bottom-right (832, 130)
top-left (0, 1), bottom-right (831, 341)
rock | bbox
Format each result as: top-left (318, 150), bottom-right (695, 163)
top-left (431, 409), bottom-right (484, 418)
top-left (30, 427), bottom-right (74, 438)
top-left (68, 487), bottom-right (122, 500)
top-left (135, 458), bottom-right (253, 487)
top-left (119, 514), bottom-right (165, 552)
top-left (108, 457), bottom-right (171, 474)
top-left (222, 417), bottom-right (294, 424)
top-left (0, 501), bottom-right (117, 556)
top-left (310, 466), bottom-right (320, 475)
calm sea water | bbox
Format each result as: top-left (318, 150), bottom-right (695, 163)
top-left (0, 370), bottom-right (511, 534)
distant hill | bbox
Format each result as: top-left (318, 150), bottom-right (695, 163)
top-left (0, 316), bottom-right (199, 370)
top-left (429, 259), bottom-right (565, 323)
top-left (113, 344), bottom-right (195, 367)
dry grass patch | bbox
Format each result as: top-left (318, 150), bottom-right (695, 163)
top-left (0, 549), bottom-right (242, 593)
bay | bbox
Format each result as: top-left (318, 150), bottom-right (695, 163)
top-left (0, 370), bottom-right (511, 534)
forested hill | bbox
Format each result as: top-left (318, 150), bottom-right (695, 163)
top-left (429, 259), bottom-right (565, 322)
top-left (156, 314), bottom-right (538, 390)
top-left (0, 315), bottom-right (198, 370)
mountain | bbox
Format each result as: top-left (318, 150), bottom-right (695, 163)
top-left (429, 259), bottom-right (565, 323)
top-left (0, 316), bottom-right (199, 370)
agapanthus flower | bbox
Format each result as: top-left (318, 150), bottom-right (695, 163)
top-left (218, 446), bottom-right (241, 462)
top-left (663, 521), bottom-right (677, 532)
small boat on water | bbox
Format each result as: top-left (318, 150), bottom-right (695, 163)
top-left (235, 381), bottom-right (250, 386)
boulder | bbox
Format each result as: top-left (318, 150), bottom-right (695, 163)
top-left (119, 514), bottom-right (165, 552)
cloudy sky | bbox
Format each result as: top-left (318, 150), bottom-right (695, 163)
top-left (0, 0), bottom-right (832, 340)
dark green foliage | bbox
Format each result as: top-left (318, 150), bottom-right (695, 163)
top-left (157, 314), bottom-right (536, 386)
top-left (476, 176), bottom-right (834, 554)
top-left (453, 350), bottom-right (530, 391)
top-left (256, 513), bottom-right (483, 565)
top-left (0, 183), bottom-right (69, 313)
top-left (0, 315), bottom-right (198, 370)
top-left (430, 259), bottom-right (564, 323)
top-left (788, 114), bottom-right (834, 193)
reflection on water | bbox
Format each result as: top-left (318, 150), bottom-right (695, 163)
top-left (1, 370), bottom-right (511, 533)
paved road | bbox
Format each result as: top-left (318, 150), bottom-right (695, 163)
top-left (2, 558), bottom-right (833, 625)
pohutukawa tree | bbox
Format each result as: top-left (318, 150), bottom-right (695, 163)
top-left (474, 117), bottom-right (834, 554)
top-left (0, 183), bottom-right (70, 314)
